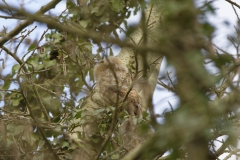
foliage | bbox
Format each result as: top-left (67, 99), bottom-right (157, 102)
top-left (0, 0), bottom-right (240, 160)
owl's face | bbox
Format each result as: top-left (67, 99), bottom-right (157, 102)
top-left (94, 56), bottom-right (129, 82)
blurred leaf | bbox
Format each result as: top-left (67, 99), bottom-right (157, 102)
top-left (6, 122), bottom-right (24, 136)
top-left (100, 124), bottom-right (106, 136)
top-left (2, 75), bottom-right (11, 90)
top-left (22, 133), bottom-right (36, 146)
top-left (12, 64), bottom-right (20, 75)
top-left (109, 0), bottom-right (125, 12)
top-left (38, 140), bottom-right (45, 149)
top-left (61, 141), bottom-right (69, 148)
top-left (202, 22), bottom-right (215, 37)
top-left (12, 98), bottom-right (20, 106)
top-left (91, 6), bottom-right (100, 14)
top-left (75, 111), bottom-right (82, 119)
top-left (109, 48), bottom-right (114, 56)
top-left (54, 126), bottom-right (62, 132)
top-left (66, 0), bottom-right (76, 8)
top-left (79, 20), bottom-right (89, 28)
top-left (111, 153), bottom-right (120, 159)
top-left (52, 33), bottom-right (63, 43)
top-left (214, 54), bottom-right (233, 68)
top-left (28, 43), bottom-right (37, 51)
top-left (43, 59), bottom-right (57, 68)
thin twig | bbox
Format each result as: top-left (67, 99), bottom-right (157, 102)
top-left (0, 0), bottom-right (61, 46)
top-left (1, 46), bottom-right (23, 64)
top-left (225, 0), bottom-right (240, 9)
top-left (231, 4), bottom-right (240, 20)
top-left (14, 26), bottom-right (37, 54)
top-left (0, 4), bottom-right (163, 55)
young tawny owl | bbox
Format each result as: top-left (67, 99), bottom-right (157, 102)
top-left (93, 56), bottom-right (142, 116)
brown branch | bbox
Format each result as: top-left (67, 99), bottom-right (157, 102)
top-left (231, 3), bottom-right (240, 20)
top-left (1, 46), bottom-right (23, 65)
top-left (212, 137), bottom-right (231, 159)
top-left (0, 0), bottom-right (61, 46)
top-left (225, 0), bottom-right (240, 9)
top-left (0, 3), bottom-right (163, 56)
top-left (32, 85), bottom-right (51, 122)
top-left (0, 15), bottom-right (25, 20)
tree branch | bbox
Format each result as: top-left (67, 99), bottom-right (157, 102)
top-left (225, 0), bottom-right (240, 9)
top-left (1, 46), bottom-right (23, 65)
top-left (0, 0), bottom-right (61, 46)
top-left (0, 3), bottom-right (165, 57)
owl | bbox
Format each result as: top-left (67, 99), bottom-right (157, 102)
top-left (93, 56), bottom-right (143, 151)
top-left (93, 56), bottom-right (141, 116)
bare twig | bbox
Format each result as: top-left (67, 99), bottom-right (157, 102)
top-left (225, 0), bottom-right (240, 9)
top-left (1, 45), bottom-right (22, 64)
top-left (14, 26), bottom-right (37, 54)
top-left (0, 0), bottom-right (61, 46)
top-left (231, 4), bottom-right (240, 20)
top-left (0, 3), bottom-right (163, 56)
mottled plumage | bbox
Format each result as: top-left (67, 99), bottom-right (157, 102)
top-left (93, 56), bottom-right (141, 115)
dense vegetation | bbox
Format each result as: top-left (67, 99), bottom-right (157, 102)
top-left (0, 0), bottom-right (240, 159)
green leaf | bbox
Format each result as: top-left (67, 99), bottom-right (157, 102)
top-left (100, 124), bottom-right (106, 136)
top-left (28, 54), bottom-right (41, 70)
top-left (22, 133), bottom-right (36, 146)
top-left (61, 141), bottom-right (69, 148)
top-left (85, 43), bottom-right (92, 51)
top-left (2, 76), bottom-right (11, 90)
top-left (80, 20), bottom-right (89, 28)
top-left (45, 33), bottom-right (51, 39)
top-left (66, 0), bottom-right (76, 8)
top-left (12, 64), bottom-right (20, 75)
top-left (94, 5), bottom-right (106, 16)
top-left (202, 22), bottom-right (215, 37)
top-left (54, 126), bottom-right (62, 132)
top-left (75, 111), bottom-right (82, 119)
top-left (51, 33), bottom-right (63, 43)
top-left (109, 0), bottom-right (125, 13)
top-left (38, 140), bottom-right (45, 149)
top-left (6, 123), bottom-right (24, 136)
top-left (12, 98), bottom-right (20, 106)
top-left (214, 54), bottom-right (233, 68)
top-left (91, 6), bottom-right (99, 14)
top-left (28, 43), bottom-right (36, 51)
top-left (43, 59), bottom-right (57, 68)
top-left (109, 48), bottom-right (114, 56)
top-left (111, 153), bottom-right (120, 159)
top-left (142, 111), bottom-right (149, 119)
top-left (43, 45), bottom-right (51, 55)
